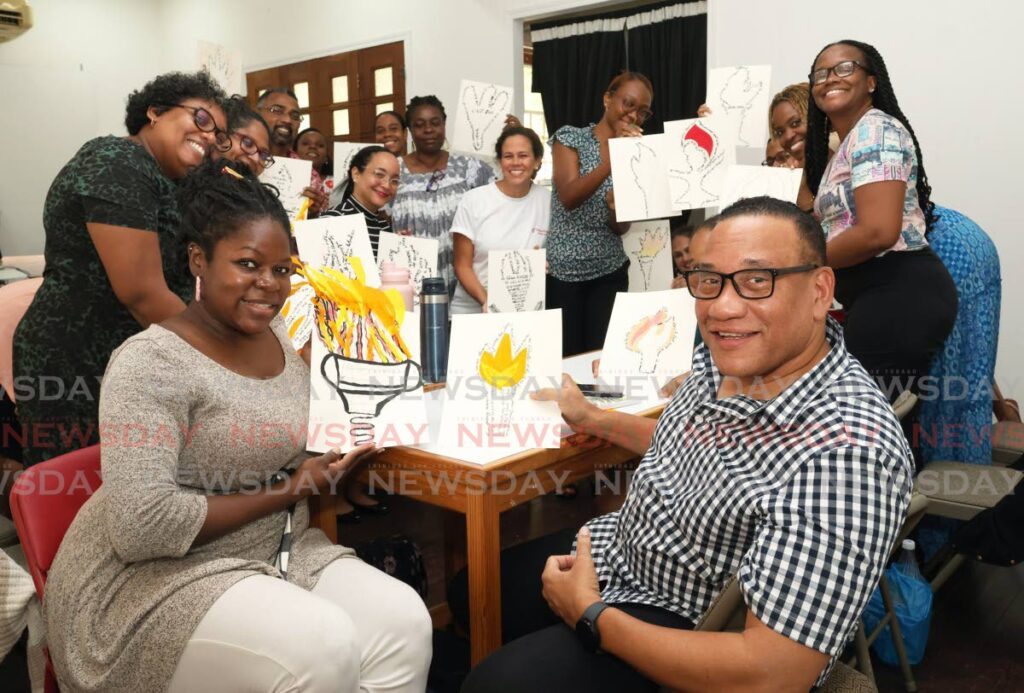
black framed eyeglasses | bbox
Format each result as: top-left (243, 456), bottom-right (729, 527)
top-left (683, 264), bottom-right (819, 300)
top-left (425, 168), bottom-right (446, 193)
top-left (235, 132), bottom-right (275, 169)
top-left (160, 104), bottom-right (230, 152)
top-left (809, 60), bottom-right (871, 86)
top-left (263, 104), bottom-right (303, 123)
top-left (761, 150), bottom-right (794, 167)
top-left (617, 95), bottom-right (653, 125)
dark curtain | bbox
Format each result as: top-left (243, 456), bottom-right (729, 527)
top-left (531, 0), bottom-right (706, 135)
top-left (531, 30), bottom-right (626, 134)
top-left (626, 11), bottom-right (706, 136)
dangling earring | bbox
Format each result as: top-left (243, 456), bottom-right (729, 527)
top-left (194, 276), bottom-right (202, 302)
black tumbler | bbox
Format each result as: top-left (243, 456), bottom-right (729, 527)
top-left (420, 277), bottom-right (449, 383)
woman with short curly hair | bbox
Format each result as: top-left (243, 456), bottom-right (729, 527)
top-left (12, 70), bottom-right (228, 465)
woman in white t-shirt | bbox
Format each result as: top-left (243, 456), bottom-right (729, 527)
top-left (451, 126), bottom-right (550, 314)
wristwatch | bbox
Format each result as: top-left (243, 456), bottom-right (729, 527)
top-left (575, 600), bottom-right (611, 653)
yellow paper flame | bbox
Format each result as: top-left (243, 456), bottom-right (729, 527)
top-left (479, 333), bottom-right (527, 390)
top-left (294, 257), bottom-right (410, 363)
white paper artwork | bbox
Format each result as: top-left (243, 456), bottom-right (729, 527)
top-left (376, 231), bottom-right (439, 302)
top-left (307, 309), bottom-right (428, 453)
top-left (609, 134), bottom-right (679, 223)
top-left (260, 157), bottom-right (312, 221)
top-left (293, 215), bottom-right (381, 287)
top-left (663, 117), bottom-right (737, 210)
top-left (452, 80), bottom-right (513, 156)
top-left (622, 221), bottom-right (673, 292)
top-left (717, 165), bottom-right (803, 210)
top-left (280, 275), bottom-right (316, 350)
top-left (486, 249), bottom-right (546, 313)
top-left (197, 41), bottom-right (242, 95)
top-left (599, 290), bottom-right (698, 399)
top-left (438, 310), bottom-right (563, 454)
top-left (706, 65), bottom-right (772, 147)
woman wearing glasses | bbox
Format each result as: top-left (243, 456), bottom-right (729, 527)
top-left (804, 40), bottom-right (957, 403)
top-left (547, 71), bottom-right (652, 356)
top-left (12, 71), bottom-right (227, 466)
top-left (219, 95), bottom-right (275, 175)
top-left (390, 95), bottom-right (495, 297)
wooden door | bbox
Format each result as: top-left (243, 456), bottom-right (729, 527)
top-left (246, 42), bottom-right (406, 147)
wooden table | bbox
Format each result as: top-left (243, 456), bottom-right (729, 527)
top-left (310, 393), bottom-right (664, 665)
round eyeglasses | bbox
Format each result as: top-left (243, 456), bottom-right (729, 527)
top-left (160, 104), bottom-right (231, 152)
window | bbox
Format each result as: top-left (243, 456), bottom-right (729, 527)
top-left (245, 42), bottom-right (405, 145)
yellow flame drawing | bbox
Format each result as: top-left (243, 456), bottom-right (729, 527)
top-left (293, 256), bottom-right (411, 363)
top-left (637, 229), bottom-right (666, 259)
top-left (479, 333), bottom-right (527, 390)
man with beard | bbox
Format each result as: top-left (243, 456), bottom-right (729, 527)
top-left (256, 88), bottom-right (328, 215)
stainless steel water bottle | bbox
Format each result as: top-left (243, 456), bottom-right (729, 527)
top-left (420, 277), bottom-right (449, 383)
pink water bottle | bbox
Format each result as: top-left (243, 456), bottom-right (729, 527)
top-left (380, 262), bottom-right (415, 311)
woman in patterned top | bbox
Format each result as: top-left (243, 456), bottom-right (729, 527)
top-left (12, 71), bottom-right (229, 466)
top-left (390, 95), bottom-right (495, 297)
top-left (547, 72), bottom-right (652, 356)
top-left (804, 40), bottom-right (957, 403)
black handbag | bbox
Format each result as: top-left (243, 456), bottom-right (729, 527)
top-left (355, 534), bottom-right (428, 599)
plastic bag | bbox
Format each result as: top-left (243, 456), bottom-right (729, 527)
top-left (862, 563), bottom-right (933, 666)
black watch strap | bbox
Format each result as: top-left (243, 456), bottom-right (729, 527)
top-left (576, 601), bottom-right (611, 653)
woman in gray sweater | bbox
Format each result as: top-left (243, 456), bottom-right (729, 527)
top-left (43, 159), bottom-right (432, 693)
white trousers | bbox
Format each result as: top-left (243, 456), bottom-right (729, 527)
top-left (167, 557), bottom-right (433, 692)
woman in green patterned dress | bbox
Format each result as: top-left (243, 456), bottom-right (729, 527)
top-left (12, 71), bottom-right (228, 465)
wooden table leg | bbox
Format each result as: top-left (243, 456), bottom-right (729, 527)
top-left (465, 491), bottom-right (502, 665)
top-left (443, 509), bottom-right (468, 584)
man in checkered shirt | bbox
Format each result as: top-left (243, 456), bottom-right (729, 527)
top-left (463, 197), bottom-right (913, 692)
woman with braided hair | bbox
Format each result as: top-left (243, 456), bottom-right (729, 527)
top-left (767, 82), bottom-right (817, 211)
top-left (43, 159), bottom-right (432, 693)
top-left (805, 40), bottom-right (957, 405)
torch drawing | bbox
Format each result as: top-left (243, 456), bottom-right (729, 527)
top-left (478, 331), bottom-right (528, 438)
top-left (630, 228), bottom-right (667, 291)
top-left (625, 308), bottom-right (677, 373)
top-left (298, 257), bottom-right (421, 446)
top-left (498, 251), bottom-right (533, 312)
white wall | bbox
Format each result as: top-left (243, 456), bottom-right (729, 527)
top-left (0, 0), bottom-right (164, 255)
top-left (708, 0), bottom-right (1024, 398)
top-left (152, 0), bottom-right (604, 131)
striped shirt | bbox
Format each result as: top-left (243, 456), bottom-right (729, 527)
top-left (328, 194), bottom-right (393, 256)
top-left (586, 318), bottom-right (913, 687)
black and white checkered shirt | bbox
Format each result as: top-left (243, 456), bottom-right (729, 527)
top-left (586, 318), bottom-right (913, 687)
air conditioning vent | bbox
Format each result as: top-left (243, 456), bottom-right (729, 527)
top-left (0, 1), bottom-right (33, 42)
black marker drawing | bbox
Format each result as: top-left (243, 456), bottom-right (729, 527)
top-left (321, 229), bottom-right (356, 275)
top-left (461, 83), bottom-right (510, 151)
top-left (321, 354), bottom-right (422, 445)
top-left (667, 122), bottom-right (725, 208)
top-left (718, 66), bottom-right (764, 147)
top-left (628, 140), bottom-right (659, 219)
top-left (497, 251), bottom-right (534, 312)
